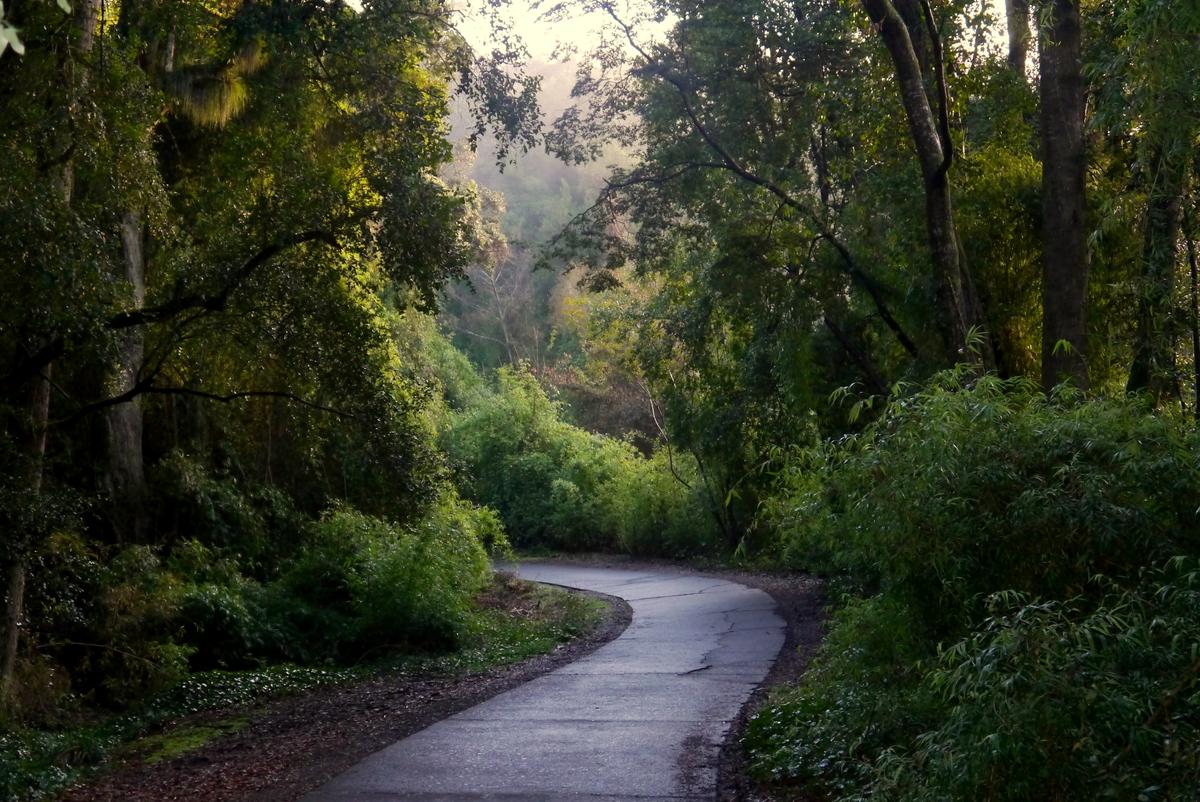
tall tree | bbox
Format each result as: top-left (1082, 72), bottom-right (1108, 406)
top-left (1038, 0), bottom-right (1090, 389)
top-left (1006, 0), bottom-right (1032, 73)
top-left (1, 0), bottom-right (100, 708)
top-left (1113, 0), bottom-right (1200, 398)
top-left (860, 0), bottom-right (990, 365)
top-left (0, 0), bottom-right (541, 709)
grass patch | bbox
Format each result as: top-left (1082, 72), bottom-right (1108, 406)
top-left (127, 717), bottom-right (249, 765)
top-left (0, 573), bottom-right (606, 801)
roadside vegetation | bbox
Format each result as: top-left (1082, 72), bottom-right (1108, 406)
top-left (1, 573), bottom-right (603, 800)
top-left (743, 374), bottom-right (1200, 800)
top-left (3, 1), bottom-right (1200, 801)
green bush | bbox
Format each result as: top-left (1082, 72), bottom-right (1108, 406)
top-left (748, 372), bottom-right (1200, 801)
top-left (870, 563), bottom-right (1200, 802)
top-left (92, 546), bottom-right (193, 705)
top-left (444, 367), bottom-right (623, 549)
top-left (611, 449), bottom-right (721, 557)
top-left (746, 595), bottom-right (936, 797)
top-left (444, 366), bottom-right (719, 555)
top-left (765, 371), bottom-right (1200, 634)
top-left (151, 452), bottom-right (268, 556)
top-left (283, 499), bottom-right (493, 656)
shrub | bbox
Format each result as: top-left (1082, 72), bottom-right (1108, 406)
top-left (283, 499), bottom-right (492, 657)
top-left (443, 368), bottom-right (627, 549)
top-left (444, 366), bottom-right (720, 555)
top-left (92, 546), bottom-right (192, 705)
top-left (166, 540), bottom-right (291, 670)
top-left (764, 371), bottom-right (1200, 634)
top-left (749, 372), bottom-right (1200, 801)
top-left (611, 449), bottom-right (721, 557)
top-left (745, 595), bottom-right (936, 797)
top-left (869, 563), bottom-right (1200, 802)
top-left (150, 451), bottom-right (268, 558)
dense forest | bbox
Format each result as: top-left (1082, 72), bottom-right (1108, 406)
top-left (2, 0), bottom-right (1200, 800)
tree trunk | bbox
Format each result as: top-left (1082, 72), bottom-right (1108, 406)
top-left (1128, 143), bottom-right (1189, 397)
top-left (1187, 205), bottom-right (1199, 420)
top-left (1038, 0), bottom-right (1090, 390)
top-left (860, 0), bottom-right (989, 366)
top-left (1, 366), bottom-right (52, 708)
top-left (103, 211), bottom-right (148, 540)
top-left (1, 562), bottom-right (27, 707)
top-left (1006, 0), bottom-right (1032, 73)
top-left (893, 0), bottom-right (929, 73)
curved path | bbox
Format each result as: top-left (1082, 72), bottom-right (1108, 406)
top-left (302, 562), bottom-right (786, 801)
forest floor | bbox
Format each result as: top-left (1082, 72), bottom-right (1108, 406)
top-left (54, 575), bottom-right (631, 802)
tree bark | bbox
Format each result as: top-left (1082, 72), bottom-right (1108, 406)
top-left (1, 562), bottom-right (27, 707)
top-left (860, 0), bottom-right (989, 366)
top-left (1187, 204), bottom-right (1199, 420)
top-left (1128, 143), bottom-right (1189, 397)
top-left (1038, 0), bottom-right (1090, 390)
top-left (103, 211), bottom-right (148, 540)
top-left (1006, 0), bottom-right (1032, 74)
top-left (1, 366), bottom-right (51, 708)
top-left (893, 0), bottom-right (929, 73)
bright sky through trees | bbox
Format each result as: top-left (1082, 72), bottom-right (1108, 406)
top-left (456, 0), bottom-right (1009, 70)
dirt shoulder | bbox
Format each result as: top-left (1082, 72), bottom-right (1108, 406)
top-left (59, 578), bottom-right (632, 802)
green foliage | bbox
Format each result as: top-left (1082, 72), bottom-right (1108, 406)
top-left (878, 567), bottom-right (1200, 801)
top-left (5, 474), bottom-right (504, 715)
top-left (745, 595), bottom-right (934, 796)
top-left (282, 502), bottom-right (493, 656)
top-left (748, 374), bottom-right (1200, 800)
top-left (443, 366), bottom-right (719, 556)
top-left (766, 371), bottom-right (1200, 633)
top-left (151, 453), bottom-right (278, 560)
top-left (0, 577), bottom-right (601, 801)
top-left (608, 449), bottom-right (722, 557)
top-left (92, 547), bottom-right (193, 705)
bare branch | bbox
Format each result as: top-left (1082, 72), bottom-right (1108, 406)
top-left (920, 0), bottom-right (954, 181)
top-left (56, 382), bottom-right (351, 426)
top-left (109, 230), bottom-right (339, 330)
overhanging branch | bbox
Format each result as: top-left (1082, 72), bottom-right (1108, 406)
top-left (2, 230), bottom-right (339, 394)
top-left (56, 382), bottom-right (351, 425)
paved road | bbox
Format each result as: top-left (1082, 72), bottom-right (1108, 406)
top-left (301, 562), bottom-right (786, 802)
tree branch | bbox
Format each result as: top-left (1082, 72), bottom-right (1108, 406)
top-left (108, 230), bottom-right (339, 330)
top-left (2, 230), bottom-right (339, 394)
top-left (823, 315), bottom-right (889, 396)
top-left (920, 0), bottom-right (954, 182)
top-left (598, 3), bottom-right (922, 359)
top-left (56, 382), bottom-right (351, 425)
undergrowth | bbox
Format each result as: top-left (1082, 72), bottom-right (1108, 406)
top-left (0, 575), bottom-right (605, 801)
top-left (745, 371), bottom-right (1200, 801)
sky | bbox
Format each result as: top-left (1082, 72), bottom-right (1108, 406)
top-left (456, 0), bottom-right (1010, 63)
top-left (457, 1), bottom-right (620, 61)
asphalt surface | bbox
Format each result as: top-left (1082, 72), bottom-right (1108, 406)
top-left (300, 563), bottom-right (786, 802)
